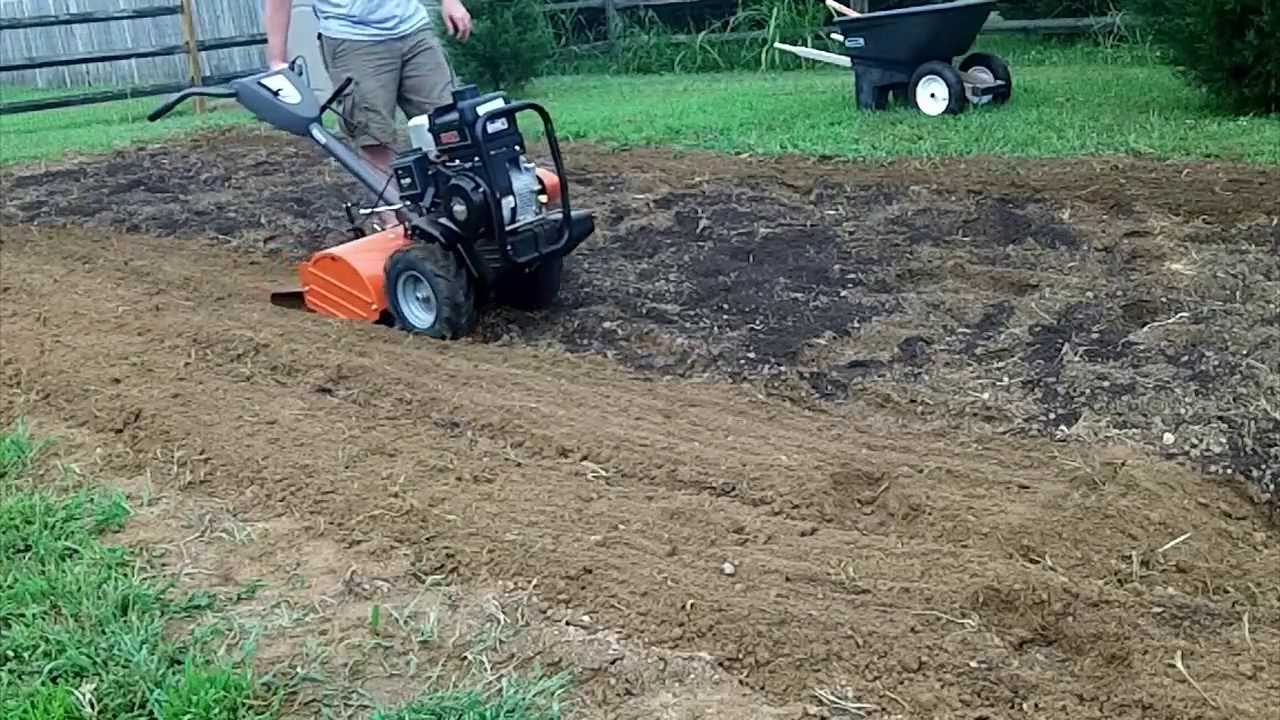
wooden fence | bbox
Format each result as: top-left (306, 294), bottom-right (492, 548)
top-left (0, 0), bottom-right (267, 113)
top-left (0, 0), bottom-right (265, 88)
top-left (0, 0), bottom-right (1123, 115)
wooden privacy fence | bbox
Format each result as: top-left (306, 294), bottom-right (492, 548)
top-left (0, 0), bottom-right (265, 114)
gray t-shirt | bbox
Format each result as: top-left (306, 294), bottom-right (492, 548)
top-left (312, 0), bottom-right (430, 40)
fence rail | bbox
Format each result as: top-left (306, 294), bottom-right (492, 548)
top-left (984, 15), bottom-right (1120, 34)
top-left (0, 4), bottom-right (180, 30)
top-left (1, 32), bottom-right (265, 73)
top-left (546, 0), bottom-right (704, 10)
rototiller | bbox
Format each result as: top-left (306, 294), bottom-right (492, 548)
top-left (774, 0), bottom-right (1013, 116)
top-left (148, 65), bottom-right (594, 340)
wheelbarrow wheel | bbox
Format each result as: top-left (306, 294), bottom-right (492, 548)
top-left (909, 62), bottom-right (967, 117)
top-left (960, 52), bottom-right (1012, 105)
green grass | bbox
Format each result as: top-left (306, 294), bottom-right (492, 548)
top-left (3, 40), bottom-right (1278, 166)
top-left (0, 87), bottom-right (254, 166)
top-left (0, 420), bottom-right (571, 719)
top-left (370, 675), bottom-right (570, 720)
top-left (532, 63), bottom-right (1280, 162)
top-left (0, 421), bottom-right (273, 720)
top-left (529, 34), bottom-right (1278, 163)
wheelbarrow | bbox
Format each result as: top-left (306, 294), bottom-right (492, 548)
top-left (774, 0), bottom-right (1012, 116)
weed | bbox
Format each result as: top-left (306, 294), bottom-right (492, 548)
top-left (371, 672), bottom-right (572, 720)
top-left (0, 420), bottom-right (43, 484)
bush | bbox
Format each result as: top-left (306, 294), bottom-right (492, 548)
top-left (1126, 0), bottom-right (1279, 114)
top-left (442, 0), bottom-right (557, 93)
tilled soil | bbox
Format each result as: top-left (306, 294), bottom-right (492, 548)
top-left (1, 128), bottom-right (1279, 717)
top-left (2, 224), bottom-right (1277, 719)
top-left (3, 128), bottom-right (1277, 505)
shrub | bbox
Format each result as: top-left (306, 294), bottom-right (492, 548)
top-left (1125, 0), bottom-right (1279, 114)
top-left (442, 0), bottom-right (558, 93)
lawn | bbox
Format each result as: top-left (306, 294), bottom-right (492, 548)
top-left (538, 64), bottom-right (1280, 161)
top-left (2, 38), bottom-right (1277, 165)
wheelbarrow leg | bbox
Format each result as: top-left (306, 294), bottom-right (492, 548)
top-left (852, 65), bottom-right (907, 111)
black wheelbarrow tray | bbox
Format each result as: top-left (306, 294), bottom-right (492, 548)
top-left (774, 0), bottom-right (1012, 116)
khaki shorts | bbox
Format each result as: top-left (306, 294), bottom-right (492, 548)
top-left (318, 25), bottom-right (455, 148)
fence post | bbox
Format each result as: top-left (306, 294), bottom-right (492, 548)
top-left (178, 0), bottom-right (205, 112)
top-left (604, 0), bottom-right (620, 51)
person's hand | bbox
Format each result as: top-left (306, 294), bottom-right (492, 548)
top-left (441, 0), bottom-right (472, 42)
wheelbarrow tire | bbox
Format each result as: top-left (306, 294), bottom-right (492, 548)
top-left (960, 52), bottom-right (1013, 105)
top-left (909, 62), bottom-right (967, 117)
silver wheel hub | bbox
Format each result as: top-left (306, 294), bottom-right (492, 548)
top-left (915, 75), bottom-right (951, 116)
top-left (965, 66), bottom-right (995, 105)
top-left (395, 270), bottom-right (438, 330)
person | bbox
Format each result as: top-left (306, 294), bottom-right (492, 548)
top-left (262, 0), bottom-right (473, 225)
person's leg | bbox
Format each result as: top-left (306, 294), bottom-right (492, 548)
top-left (318, 33), bottom-right (403, 227)
top-left (397, 25), bottom-right (456, 121)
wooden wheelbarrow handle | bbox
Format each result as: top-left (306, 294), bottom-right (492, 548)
top-left (825, 0), bottom-right (861, 18)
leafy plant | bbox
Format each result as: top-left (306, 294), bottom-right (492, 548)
top-left (444, 0), bottom-right (558, 92)
top-left (1125, 0), bottom-right (1279, 114)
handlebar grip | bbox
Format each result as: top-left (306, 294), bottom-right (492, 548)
top-left (147, 86), bottom-right (236, 122)
top-left (147, 92), bottom-right (189, 122)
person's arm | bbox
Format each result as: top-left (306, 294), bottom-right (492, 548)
top-left (263, 0), bottom-right (293, 69)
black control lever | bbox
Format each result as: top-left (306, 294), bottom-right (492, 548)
top-left (147, 86), bottom-right (236, 122)
top-left (319, 77), bottom-right (354, 115)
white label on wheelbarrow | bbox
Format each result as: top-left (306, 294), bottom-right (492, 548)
top-left (845, 37), bottom-right (865, 48)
